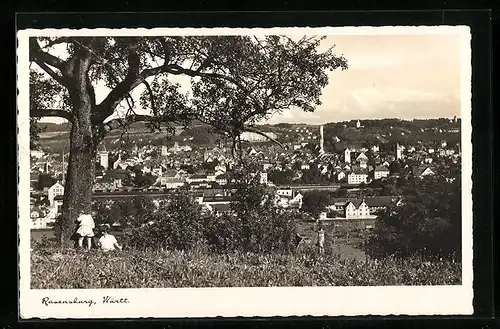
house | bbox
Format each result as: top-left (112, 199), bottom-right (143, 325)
top-left (186, 174), bottom-right (208, 184)
top-left (206, 172), bottom-right (217, 182)
top-left (410, 165), bottom-right (436, 178)
top-left (209, 203), bottom-right (232, 216)
top-left (53, 195), bottom-right (64, 215)
top-left (275, 190), bottom-right (303, 209)
top-left (260, 172), bottom-right (268, 185)
top-left (373, 165), bottom-right (390, 180)
top-left (301, 163), bottom-right (310, 170)
top-left (47, 182), bottom-right (64, 206)
top-left (202, 195), bottom-right (234, 206)
top-left (214, 164), bottom-right (227, 173)
top-left (30, 206), bottom-right (56, 229)
top-left (347, 168), bottom-right (369, 185)
top-left (364, 196), bottom-right (402, 213)
top-left (263, 163), bottom-right (273, 171)
top-left (345, 199), bottom-right (371, 219)
top-left (31, 207), bottom-right (48, 229)
top-left (215, 173), bottom-right (230, 186)
top-left (113, 155), bottom-right (123, 169)
top-left (31, 150), bottom-right (45, 159)
top-left (326, 196), bottom-right (399, 220)
top-left (276, 187), bottom-right (293, 197)
top-left (337, 171), bottom-right (346, 181)
top-left (356, 152), bottom-right (368, 163)
top-left (160, 177), bottom-right (185, 189)
top-left (162, 168), bottom-right (180, 178)
top-left (248, 147), bottom-right (258, 156)
top-left (98, 144), bottom-right (109, 169)
top-left (289, 192), bottom-right (303, 209)
top-left (93, 179), bottom-right (122, 192)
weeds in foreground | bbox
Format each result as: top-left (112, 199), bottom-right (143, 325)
top-left (31, 245), bottom-right (461, 289)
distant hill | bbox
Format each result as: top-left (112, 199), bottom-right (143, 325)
top-left (323, 118), bottom-right (461, 151)
top-left (36, 117), bottom-right (461, 154)
top-left (37, 122), bottom-right (72, 133)
top-left (37, 119), bottom-right (209, 133)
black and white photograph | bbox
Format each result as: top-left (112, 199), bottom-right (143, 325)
top-left (17, 26), bottom-right (473, 318)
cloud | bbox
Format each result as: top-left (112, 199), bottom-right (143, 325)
top-left (350, 86), bottom-right (455, 105)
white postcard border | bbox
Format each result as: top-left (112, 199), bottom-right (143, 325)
top-left (17, 26), bottom-right (473, 319)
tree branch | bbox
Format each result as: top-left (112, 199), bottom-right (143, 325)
top-left (96, 58), bottom-right (262, 124)
top-left (29, 38), bottom-right (66, 70)
top-left (30, 108), bottom-right (73, 122)
top-left (102, 114), bottom-right (157, 132)
top-left (142, 79), bottom-right (157, 115)
top-left (32, 60), bottom-right (68, 87)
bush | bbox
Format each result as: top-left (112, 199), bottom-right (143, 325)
top-left (92, 196), bottom-right (157, 228)
top-left (125, 190), bottom-right (206, 251)
top-left (227, 172), bottom-right (298, 253)
top-left (365, 176), bottom-right (461, 261)
top-left (121, 165), bottom-right (299, 254)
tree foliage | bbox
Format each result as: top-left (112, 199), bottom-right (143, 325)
top-left (365, 176), bottom-right (461, 261)
top-left (268, 168), bottom-right (295, 185)
top-left (92, 196), bottom-right (157, 228)
top-left (30, 35), bottom-right (347, 147)
top-left (28, 35), bottom-right (347, 246)
top-left (301, 190), bottom-right (334, 218)
top-left (37, 174), bottom-right (56, 190)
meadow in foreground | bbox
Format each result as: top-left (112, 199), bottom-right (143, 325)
top-left (31, 246), bottom-right (461, 289)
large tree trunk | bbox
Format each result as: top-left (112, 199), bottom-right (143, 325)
top-left (58, 50), bottom-right (99, 247)
top-left (59, 122), bottom-right (97, 247)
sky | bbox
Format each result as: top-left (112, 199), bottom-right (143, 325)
top-left (36, 30), bottom-right (467, 125)
top-left (266, 33), bottom-right (464, 124)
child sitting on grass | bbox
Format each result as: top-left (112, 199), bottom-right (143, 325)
top-left (97, 225), bottom-right (122, 252)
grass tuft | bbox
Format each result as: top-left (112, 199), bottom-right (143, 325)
top-left (31, 247), bottom-right (461, 289)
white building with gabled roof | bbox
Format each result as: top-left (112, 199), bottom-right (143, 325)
top-left (47, 181), bottom-right (64, 206)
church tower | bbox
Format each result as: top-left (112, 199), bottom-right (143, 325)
top-left (396, 143), bottom-right (404, 160)
top-left (344, 148), bottom-right (351, 163)
top-left (319, 125), bottom-right (325, 154)
top-left (98, 144), bottom-right (109, 169)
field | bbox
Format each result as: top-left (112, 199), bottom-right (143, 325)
top-left (32, 221), bottom-right (368, 261)
top-left (30, 226), bottom-right (461, 288)
top-left (31, 247), bottom-right (460, 289)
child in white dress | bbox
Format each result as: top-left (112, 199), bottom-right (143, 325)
top-left (76, 210), bottom-right (95, 250)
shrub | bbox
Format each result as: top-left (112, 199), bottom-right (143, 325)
top-left (125, 190), bottom-right (206, 251)
top-left (228, 174), bottom-right (298, 253)
top-left (365, 176), bottom-right (461, 261)
top-left (122, 167), bottom-right (299, 254)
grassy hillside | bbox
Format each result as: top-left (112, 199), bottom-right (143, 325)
top-left (31, 247), bottom-right (461, 288)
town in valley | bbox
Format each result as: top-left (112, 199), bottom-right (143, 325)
top-left (30, 115), bottom-right (461, 255)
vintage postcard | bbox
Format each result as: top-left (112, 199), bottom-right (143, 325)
top-left (18, 26), bottom-right (473, 319)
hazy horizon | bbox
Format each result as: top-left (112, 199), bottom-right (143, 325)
top-left (36, 30), bottom-right (467, 125)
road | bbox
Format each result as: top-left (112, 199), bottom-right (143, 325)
top-left (89, 183), bottom-right (363, 199)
